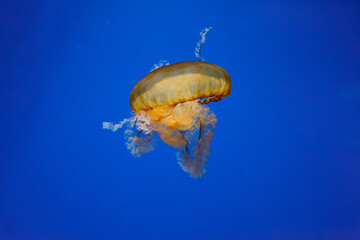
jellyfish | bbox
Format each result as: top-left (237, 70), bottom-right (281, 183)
top-left (103, 28), bottom-right (231, 177)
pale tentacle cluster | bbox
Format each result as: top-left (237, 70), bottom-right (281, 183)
top-left (103, 100), bottom-right (217, 177)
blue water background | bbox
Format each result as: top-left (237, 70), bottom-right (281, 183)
top-left (1, 0), bottom-right (360, 239)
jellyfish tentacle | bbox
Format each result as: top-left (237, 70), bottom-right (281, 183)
top-left (198, 118), bottom-right (203, 141)
top-left (179, 130), bottom-right (189, 154)
top-left (136, 130), bottom-right (142, 139)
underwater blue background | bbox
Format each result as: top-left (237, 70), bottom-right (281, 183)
top-left (1, 0), bottom-right (360, 239)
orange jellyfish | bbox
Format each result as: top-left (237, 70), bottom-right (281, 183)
top-left (104, 61), bottom-right (231, 177)
top-left (103, 27), bottom-right (231, 177)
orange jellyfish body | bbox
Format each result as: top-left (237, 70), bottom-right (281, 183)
top-left (103, 61), bottom-right (231, 177)
top-left (127, 61), bottom-right (231, 177)
top-left (130, 61), bottom-right (231, 112)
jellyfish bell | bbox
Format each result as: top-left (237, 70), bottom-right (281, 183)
top-left (130, 61), bottom-right (231, 112)
top-left (103, 61), bottom-right (231, 177)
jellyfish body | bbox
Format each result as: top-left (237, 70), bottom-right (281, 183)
top-left (104, 61), bottom-right (231, 177)
top-left (130, 61), bottom-right (231, 112)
